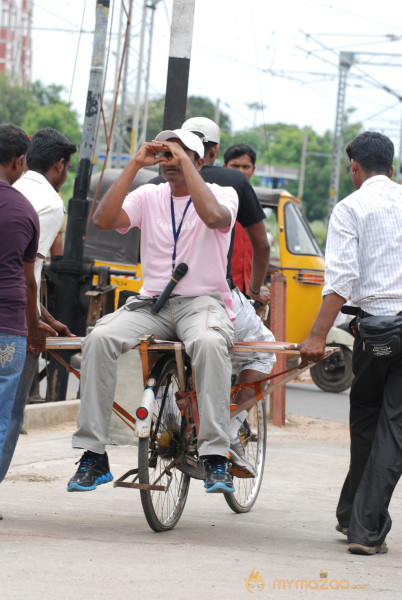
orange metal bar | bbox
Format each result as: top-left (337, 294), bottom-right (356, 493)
top-left (269, 272), bottom-right (287, 426)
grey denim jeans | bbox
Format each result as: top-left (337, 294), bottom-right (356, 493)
top-left (72, 293), bottom-right (234, 458)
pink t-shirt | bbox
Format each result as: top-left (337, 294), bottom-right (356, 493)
top-left (118, 181), bottom-right (238, 319)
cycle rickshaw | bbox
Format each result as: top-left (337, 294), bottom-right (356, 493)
top-left (46, 335), bottom-right (336, 532)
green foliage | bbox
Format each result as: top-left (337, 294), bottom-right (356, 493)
top-left (309, 220), bottom-right (328, 251)
top-left (21, 103), bottom-right (81, 146)
top-left (0, 72), bottom-right (31, 126)
top-left (142, 96), bottom-right (164, 143)
top-left (30, 81), bottom-right (66, 106)
top-left (219, 127), bottom-right (269, 160)
top-left (0, 74), bottom-right (82, 205)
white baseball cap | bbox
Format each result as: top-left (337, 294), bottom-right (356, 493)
top-left (154, 129), bottom-right (204, 158)
top-left (181, 117), bottom-right (221, 144)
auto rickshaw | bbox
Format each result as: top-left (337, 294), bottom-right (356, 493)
top-left (256, 187), bottom-right (353, 393)
top-left (256, 188), bottom-right (325, 343)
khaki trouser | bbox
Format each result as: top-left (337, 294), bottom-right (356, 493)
top-left (72, 294), bottom-right (234, 457)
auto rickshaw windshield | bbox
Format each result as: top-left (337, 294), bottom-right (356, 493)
top-left (284, 202), bottom-right (323, 256)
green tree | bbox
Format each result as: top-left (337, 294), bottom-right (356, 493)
top-left (0, 73), bottom-right (30, 125)
top-left (0, 75), bottom-right (82, 204)
top-left (30, 81), bottom-right (66, 106)
top-left (21, 102), bottom-right (81, 145)
top-left (142, 96), bottom-right (165, 142)
top-left (219, 127), bottom-right (269, 162)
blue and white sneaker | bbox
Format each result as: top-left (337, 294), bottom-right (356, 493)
top-left (204, 456), bottom-right (235, 493)
top-left (67, 450), bottom-right (113, 492)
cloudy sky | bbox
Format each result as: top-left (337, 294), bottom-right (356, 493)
top-left (31, 0), bottom-right (402, 148)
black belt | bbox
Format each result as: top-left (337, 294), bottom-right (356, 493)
top-left (341, 306), bottom-right (372, 318)
top-left (341, 306), bottom-right (402, 318)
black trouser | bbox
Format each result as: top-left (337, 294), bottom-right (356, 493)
top-left (336, 332), bottom-right (402, 545)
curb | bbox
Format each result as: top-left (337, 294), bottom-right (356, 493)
top-left (24, 399), bottom-right (80, 429)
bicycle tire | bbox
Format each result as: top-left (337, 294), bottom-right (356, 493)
top-left (138, 356), bottom-right (190, 532)
top-left (224, 399), bottom-right (267, 513)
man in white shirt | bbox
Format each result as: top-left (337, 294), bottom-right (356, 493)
top-left (300, 131), bottom-right (402, 556)
top-left (0, 128), bottom-right (77, 483)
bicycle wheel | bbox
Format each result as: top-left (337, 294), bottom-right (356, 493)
top-left (138, 356), bottom-right (190, 532)
top-left (224, 399), bottom-right (267, 513)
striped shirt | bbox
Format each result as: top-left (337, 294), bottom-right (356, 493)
top-left (322, 175), bottom-right (402, 316)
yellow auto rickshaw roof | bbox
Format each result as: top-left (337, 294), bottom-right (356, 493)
top-left (253, 187), bottom-right (299, 208)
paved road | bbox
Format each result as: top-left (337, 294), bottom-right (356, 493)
top-left (286, 382), bottom-right (350, 424)
top-left (1, 423), bottom-right (401, 600)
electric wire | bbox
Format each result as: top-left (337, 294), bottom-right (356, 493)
top-left (307, 0), bottom-right (402, 32)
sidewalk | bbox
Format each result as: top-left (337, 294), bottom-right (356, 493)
top-left (1, 414), bottom-right (400, 600)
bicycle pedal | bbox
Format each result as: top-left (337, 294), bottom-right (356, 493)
top-left (177, 454), bottom-right (206, 480)
top-left (230, 464), bottom-right (255, 479)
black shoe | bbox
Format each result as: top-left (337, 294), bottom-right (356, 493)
top-left (336, 523), bottom-right (348, 536)
top-left (348, 541), bottom-right (388, 555)
top-left (204, 456), bottom-right (235, 493)
top-left (67, 450), bottom-right (113, 492)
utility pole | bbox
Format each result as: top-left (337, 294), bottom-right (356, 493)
top-left (328, 50), bottom-right (402, 216)
top-left (130, 0), bottom-right (148, 154)
top-left (214, 98), bottom-right (220, 125)
top-left (162, 0), bottom-right (196, 130)
top-left (140, 0), bottom-right (161, 146)
top-left (298, 126), bottom-right (308, 201)
top-left (115, 12), bottom-right (131, 169)
top-left (328, 51), bottom-right (353, 218)
top-left (106, 0), bottom-right (124, 168)
top-left (46, 0), bottom-right (110, 401)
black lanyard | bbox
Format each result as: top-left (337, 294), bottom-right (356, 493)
top-left (170, 195), bottom-right (192, 271)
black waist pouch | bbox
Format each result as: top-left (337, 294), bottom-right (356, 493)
top-left (358, 315), bottom-right (402, 358)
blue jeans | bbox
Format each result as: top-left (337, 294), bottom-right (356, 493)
top-left (0, 333), bottom-right (26, 479)
top-left (0, 350), bottom-right (37, 483)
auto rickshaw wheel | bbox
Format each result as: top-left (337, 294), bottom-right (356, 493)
top-left (310, 346), bottom-right (354, 393)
